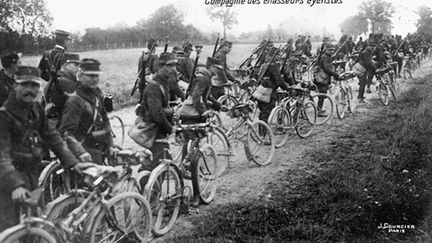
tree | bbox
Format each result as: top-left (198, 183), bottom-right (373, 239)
top-left (143, 5), bottom-right (187, 41)
top-left (416, 6), bottom-right (432, 39)
top-left (358, 0), bottom-right (395, 34)
top-left (5, 0), bottom-right (52, 36)
top-left (206, 5), bottom-right (238, 39)
top-left (339, 15), bottom-right (368, 38)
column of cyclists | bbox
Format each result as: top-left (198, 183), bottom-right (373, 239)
top-left (1, 34), bottom-right (431, 242)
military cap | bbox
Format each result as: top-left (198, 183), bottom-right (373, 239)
top-left (182, 42), bottom-right (193, 52)
top-left (63, 53), bottom-right (80, 64)
top-left (159, 53), bottom-right (177, 65)
top-left (54, 29), bottom-right (71, 39)
top-left (206, 57), bottom-right (223, 69)
top-left (14, 66), bottom-right (43, 84)
top-left (220, 40), bottom-right (232, 47)
top-left (79, 58), bottom-right (102, 74)
top-left (325, 43), bottom-right (336, 50)
top-left (1, 52), bottom-right (20, 68)
top-left (147, 39), bottom-right (158, 49)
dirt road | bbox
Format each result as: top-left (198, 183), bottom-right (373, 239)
top-left (109, 61), bottom-right (429, 242)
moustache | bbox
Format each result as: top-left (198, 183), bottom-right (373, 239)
top-left (23, 92), bottom-right (37, 98)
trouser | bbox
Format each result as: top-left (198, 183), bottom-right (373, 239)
top-left (365, 69), bottom-right (374, 89)
top-left (257, 98), bottom-right (276, 123)
top-left (211, 86), bottom-right (225, 100)
top-left (139, 141), bottom-right (171, 188)
top-left (358, 74), bottom-right (368, 99)
top-left (315, 83), bottom-right (329, 110)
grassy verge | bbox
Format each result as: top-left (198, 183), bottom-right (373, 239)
top-left (169, 74), bottom-right (432, 242)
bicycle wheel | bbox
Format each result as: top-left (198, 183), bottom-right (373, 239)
top-left (310, 93), bottom-right (333, 125)
top-left (294, 100), bottom-right (317, 138)
top-left (201, 126), bottom-right (231, 177)
top-left (0, 224), bottom-right (56, 243)
top-left (44, 189), bottom-right (89, 223)
top-left (38, 160), bottom-right (69, 205)
top-left (109, 115), bottom-right (125, 147)
top-left (217, 94), bottom-right (238, 109)
top-left (267, 107), bottom-right (292, 148)
top-left (334, 88), bottom-right (348, 119)
top-left (245, 120), bottom-right (275, 166)
top-left (89, 192), bottom-right (152, 243)
top-left (143, 164), bottom-right (182, 236)
top-left (387, 75), bottom-right (398, 101)
top-left (377, 82), bottom-right (389, 106)
top-left (192, 144), bottom-right (218, 204)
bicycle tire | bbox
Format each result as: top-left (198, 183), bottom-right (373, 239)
top-left (44, 189), bottom-right (89, 228)
top-left (192, 144), bottom-right (218, 204)
top-left (334, 87), bottom-right (347, 119)
top-left (109, 115), bottom-right (125, 147)
top-left (377, 82), bottom-right (389, 106)
top-left (201, 126), bottom-right (231, 177)
top-left (294, 100), bottom-right (317, 138)
top-left (388, 76), bottom-right (398, 101)
top-left (244, 120), bottom-right (275, 166)
top-left (310, 93), bottom-right (333, 125)
top-left (38, 160), bottom-right (69, 206)
top-left (89, 192), bottom-right (152, 243)
top-left (143, 163), bottom-right (183, 236)
top-left (0, 224), bottom-right (57, 243)
top-left (267, 107), bottom-right (292, 148)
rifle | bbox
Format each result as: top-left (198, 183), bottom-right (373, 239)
top-left (212, 33), bottom-right (220, 57)
top-left (332, 39), bottom-right (349, 59)
top-left (131, 40), bottom-right (157, 97)
top-left (249, 39), bottom-right (270, 78)
top-left (280, 39), bottom-right (294, 72)
top-left (164, 37), bottom-right (169, 53)
top-left (257, 45), bottom-right (281, 84)
top-left (239, 41), bottom-right (266, 69)
top-left (185, 46), bottom-right (203, 99)
top-left (44, 49), bottom-right (65, 103)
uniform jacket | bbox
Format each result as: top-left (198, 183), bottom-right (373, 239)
top-left (0, 95), bottom-right (79, 231)
top-left (213, 50), bottom-right (235, 86)
top-left (38, 45), bottom-right (66, 81)
top-left (0, 69), bottom-right (15, 106)
top-left (319, 53), bottom-right (339, 84)
top-left (190, 69), bottom-right (220, 114)
top-left (260, 63), bottom-right (290, 98)
top-left (140, 77), bottom-right (172, 138)
top-left (177, 55), bottom-right (194, 83)
top-left (357, 47), bottom-right (376, 71)
top-left (60, 84), bottom-right (113, 162)
top-left (138, 53), bottom-right (159, 78)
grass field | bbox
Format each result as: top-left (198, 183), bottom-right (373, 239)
top-left (22, 42), bottom-right (320, 108)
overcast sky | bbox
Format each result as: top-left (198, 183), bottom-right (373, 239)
top-left (47, 0), bottom-right (432, 37)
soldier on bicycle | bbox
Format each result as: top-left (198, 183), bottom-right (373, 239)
top-left (0, 66), bottom-right (90, 231)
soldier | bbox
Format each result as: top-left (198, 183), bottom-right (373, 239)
top-left (0, 66), bottom-right (90, 231)
top-left (316, 44), bottom-right (339, 116)
top-left (212, 40), bottom-right (237, 100)
top-left (257, 47), bottom-right (290, 123)
top-left (153, 53), bottom-right (184, 102)
top-left (175, 42), bottom-right (194, 95)
top-left (136, 53), bottom-right (178, 171)
top-left (137, 39), bottom-right (159, 103)
top-left (356, 42), bottom-right (376, 103)
top-left (356, 37), bottom-right (365, 51)
top-left (38, 30), bottom-right (71, 82)
top-left (0, 52), bottom-right (20, 106)
top-left (60, 59), bottom-right (115, 164)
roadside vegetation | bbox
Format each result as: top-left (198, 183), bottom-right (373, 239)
top-left (168, 73), bottom-right (432, 242)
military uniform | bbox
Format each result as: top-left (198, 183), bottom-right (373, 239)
top-left (60, 59), bottom-right (113, 164)
top-left (356, 46), bottom-right (375, 100)
top-left (317, 48), bottom-right (339, 112)
top-left (0, 66), bottom-right (79, 231)
top-left (137, 39), bottom-right (160, 102)
top-left (212, 41), bottom-right (236, 100)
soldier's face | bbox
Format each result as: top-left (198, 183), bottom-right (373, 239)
top-left (14, 81), bottom-right (40, 104)
top-left (79, 73), bottom-right (100, 89)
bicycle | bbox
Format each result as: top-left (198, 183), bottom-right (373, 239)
top-left (283, 83), bottom-right (318, 138)
top-left (333, 72), bottom-right (355, 119)
top-left (143, 123), bottom-right (218, 236)
top-left (0, 165), bottom-right (153, 243)
top-left (108, 115), bottom-right (125, 148)
top-left (0, 188), bottom-right (58, 243)
top-left (225, 103), bottom-right (275, 166)
top-left (308, 83), bottom-right (334, 125)
top-left (375, 66), bottom-right (398, 106)
top-left (267, 90), bottom-right (293, 148)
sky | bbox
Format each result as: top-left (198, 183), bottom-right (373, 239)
top-left (46, 0), bottom-right (432, 37)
